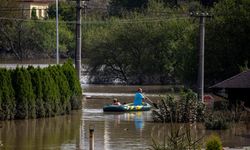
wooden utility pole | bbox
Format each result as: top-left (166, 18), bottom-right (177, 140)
top-left (190, 12), bottom-right (210, 102)
top-left (198, 14), bottom-right (205, 102)
top-left (76, 0), bottom-right (82, 79)
top-left (56, 0), bottom-right (59, 64)
top-left (89, 127), bottom-right (94, 150)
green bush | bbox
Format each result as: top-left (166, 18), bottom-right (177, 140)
top-left (62, 60), bottom-right (82, 110)
top-left (48, 65), bottom-right (71, 114)
top-left (47, 66), bottom-right (62, 115)
top-left (152, 89), bottom-right (205, 123)
top-left (149, 123), bottom-right (203, 150)
top-left (12, 67), bottom-right (35, 119)
top-left (12, 67), bottom-right (28, 119)
top-left (22, 68), bottom-right (36, 118)
top-left (28, 66), bottom-right (45, 118)
top-left (204, 111), bottom-right (231, 130)
top-left (0, 69), bottom-right (16, 120)
top-left (0, 60), bottom-right (82, 120)
top-left (41, 68), bottom-right (60, 117)
top-left (205, 134), bottom-right (223, 150)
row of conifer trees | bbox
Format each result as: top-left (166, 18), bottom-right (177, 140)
top-left (0, 60), bottom-right (82, 120)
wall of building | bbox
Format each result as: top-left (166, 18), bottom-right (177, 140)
top-left (29, 3), bottom-right (49, 19)
top-left (19, 2), bottom-right (49, 19)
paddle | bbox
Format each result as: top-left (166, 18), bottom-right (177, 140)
top-left (143, 94), bottom-right (158, 109)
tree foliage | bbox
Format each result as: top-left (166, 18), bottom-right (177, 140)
top-left (0, 60), bottom-right (81, 120)
top-left (62, 60), bottom-right (82, 110)
top-left (0, 0), bottom-right (20, 18)
top-left (0, 19), bottom-right (73, 59)
top-left (0, 69), bottom-right (15, 120)
top-left (47, 1), bottom-right (76, 21)
top-left (12, 67), bottom-right (35, 119)
top-left (84, 3), bottom-right (196, 84)
top-left (205, 0), bottom-right (250, 85)
top-left (109, 0), bottom-right (183, 15)
top-left (0, 0), bottom-right (249, 88)
top-left (31, 7), bottom-right (37, 19)
top-left (109, 0), bottom-right (148, 15)
top-left (48, 65), bottom-right (71, 114)
top-left (205, 134), bottom-right (223, 150)
top-left (152, 89), bottom-right (205, 123)
top-left (84, 0), bottom-right (250, 86)
top-left (28, 66), bottom-right (45, 118)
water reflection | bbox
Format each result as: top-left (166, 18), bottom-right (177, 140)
top-left (110, 112), bottom-right (145, 130)
top-left (0, 111), bottom-right (81, 150)
top-left (0, 84), bottom-right (250, 149)
top-left (83, 108), bottom-right (150, 122)
top-left (83, 96), bottom-right (250, 150)
top-left (134, 112), bottom-right (144, 130)
top-left (81, 108), bottom-right (151, 150)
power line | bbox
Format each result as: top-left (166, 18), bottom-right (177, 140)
top-left (0, 7), bottom-right (191, 18)
top-left (0, 16), bottom-right (190, 24)
top-left (0, 17), bottom-right (75, 23)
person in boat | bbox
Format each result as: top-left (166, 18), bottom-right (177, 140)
top-left (113, 98), bottom-right (121, 105)
top-left (133, 88), bottom-right (145, 106)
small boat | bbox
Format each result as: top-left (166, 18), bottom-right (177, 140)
top-left (103, 102), bottom-right (151, 112)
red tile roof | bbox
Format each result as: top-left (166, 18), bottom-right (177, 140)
top-left (210, 70), bottom-right (250, 88)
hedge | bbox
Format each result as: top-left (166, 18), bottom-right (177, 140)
top-left (61, 60), bottom-right (82, 110)
top-left (0, 60), bottom-right (82, 120)
top-left (0, 69), bottom-right (16, 120)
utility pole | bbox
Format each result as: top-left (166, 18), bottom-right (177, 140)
top-left (76, 0), bottom-right (82, 79)
top-left (83, 1), bottom-right (87, 20)
top-left (56, 0), bottom-right (59, 64)
top-left (198, 13), bottom-right (205, 102)
top-left (190, 12), bottom-right (210, 102)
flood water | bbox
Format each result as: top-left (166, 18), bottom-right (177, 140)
top-left (0, 84), bottom-right (250, 150)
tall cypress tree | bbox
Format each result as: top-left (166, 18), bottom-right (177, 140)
top-left (47, 66), bottom-right (62, 115)
top-left (62, 60), bottom-right (82, 110)
top-left (41, 68), bottom-right (60, 117)
top-left (48, 65), bottom-right (71, 114)
top-left (12, 68), bottom-right (29, 119)
top-left (22, 68), bottom-right (36, 118)
top-left (12, 67), bottom-right (35, 119)
top-left (28, 66), bottom-right (45, 118)
top-left (0, 69), bottom-right (15, 120)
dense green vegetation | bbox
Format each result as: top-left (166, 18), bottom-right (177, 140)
top-left (0, 20), bottom-right (73, 59)
top-left (47, 1), bottom-right (76, 22)
top-left (0, 69), bottom-right (15, 120)
top-left (84, 1), bottom-right (198, 84)
top-left (61, 60), bottom-right (82, 110)
top-left (0, 0), bottom-right (249, 86)
top-left (149, 124), bottom-right (203, 150)
top-left (205, 0), bottom-right (250, 84)
top-left (152, 89), bottom-right (205, 123)
top-left (0, 60), bottom-right (82, 120)
top-left (83, 0), bottom-right (250, 85)
top-left (205, 134), bottom-right (223, 150)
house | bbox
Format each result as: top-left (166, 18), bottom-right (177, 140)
top-left (210, 70), bottom-right (250, 106)
top-left (19, 0), bottom-right (51, 19)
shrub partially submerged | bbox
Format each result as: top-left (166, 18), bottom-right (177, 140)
top-left (149, 123), bottom-right (203, 150)
top-left (204, 111), bottom-right (231, 130)
top-left (204, 101), bottom-right (245, 130)
top-left (205, 134), bottom-right (223, 150)
top-left (152, 89), bottom-right (205, 123)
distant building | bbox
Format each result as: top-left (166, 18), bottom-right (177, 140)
top-left (210, 70), bottom-right (250, 106)
top-left (19, 0), bottom-right (51, 19)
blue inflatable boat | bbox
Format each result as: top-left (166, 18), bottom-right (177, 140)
top-left (103, 102), bottom-right (151, 112)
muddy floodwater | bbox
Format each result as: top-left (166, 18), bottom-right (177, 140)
top-left (0, 85), bottom-right (250, 150)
